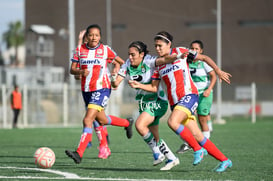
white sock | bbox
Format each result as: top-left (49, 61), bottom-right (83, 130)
top-left (208, 120), bottom-right (213, 131)
top-left (143, 132), bottom-right (158, 153)
top-left (158, 139), bottom-right (176, 160)
top-left (202, 131), bottom-right (210, 139)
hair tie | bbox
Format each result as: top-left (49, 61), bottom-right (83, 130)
top-left (155, 35), bottom-right (171, 43)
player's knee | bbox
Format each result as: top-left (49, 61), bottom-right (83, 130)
top-left (83, 117), bottom-right (93, 127)
top-left (167, 118), bottom-right (178, 131)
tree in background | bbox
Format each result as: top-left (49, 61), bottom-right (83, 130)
top-left (3, 21), bottom-right (24, 66)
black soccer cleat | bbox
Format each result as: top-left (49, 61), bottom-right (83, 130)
top-left (125, 117), bottom-right (134, 139)
top-left (176, 143), bottom-right (192, 154)
top-left (65, 150), bottom-right (82, 164)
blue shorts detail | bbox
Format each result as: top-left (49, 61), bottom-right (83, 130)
top-left (82, 88), bottom-right (111, 108)
top-left (175, 125), bottom-right (185, 135)
top-left (171, 94), bottom-right (199, 114)
top-left (199, 137), bottom-right (207, 146)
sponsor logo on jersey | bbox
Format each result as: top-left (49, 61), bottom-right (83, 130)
top-left (130, 75), bottom-right (143, 81)
top-left (161, 65), bottom-right (180, 75)
top-left (81, 59), bottom-right (101, 65)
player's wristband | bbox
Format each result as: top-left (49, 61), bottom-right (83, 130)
top-left (176, 53), bottom-right (182, 59)
top-left (110, 74), bottom-right (117, 82)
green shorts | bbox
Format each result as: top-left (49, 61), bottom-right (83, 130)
top-left (197, 92), bottom-right (213, 116)
top-left (138, 98), bottom-right (168, 126)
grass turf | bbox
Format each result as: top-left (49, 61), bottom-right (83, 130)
top-left (0, 117), bottom-right (273, 180)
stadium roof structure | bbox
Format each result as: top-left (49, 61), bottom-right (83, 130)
top-left (30, 24), bottom-right (55, 35)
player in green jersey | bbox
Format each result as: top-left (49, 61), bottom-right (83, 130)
top-left (112, 41), bottom-right (180, 170)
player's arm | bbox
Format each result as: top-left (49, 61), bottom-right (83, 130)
top-left (155, 54), bottom-right (178, 66)
top-left (70, 62), bottom-right (89, 76)
top-left (196, 54), bottom-right (231, 84)
top-left (113, 56), bottom-right (125, 65)
top-left (128, 79), bottom-right (159, 93)
top-left (112, 60), bottom-right (121, 75)
top-left (190, 53), bottom-right (231, 84)
top-left (77, 30), bottom-right (86, 46)
top-left (203, 70), bottom-right (217, 97)
top-left (111, 74), bottom-right (124, 89)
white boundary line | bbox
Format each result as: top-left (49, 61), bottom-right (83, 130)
top-left (0, 166), bottom-right (79, 179)
top-left (0, 166), bottom-right (191, 181)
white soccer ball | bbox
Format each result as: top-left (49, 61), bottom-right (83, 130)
top-left (34, 147), bottom-right (55, 169)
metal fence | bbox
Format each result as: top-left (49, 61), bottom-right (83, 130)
top-left (1, 82), bottom-right (273, 129)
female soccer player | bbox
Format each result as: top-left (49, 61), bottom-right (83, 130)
top-left (130, 31), bottom-right (232, 172)
top-left (73, 30), bottom-right (111, 159)
top-left (177, 40), bottom-right (217, 154)
top-left (111, 41), bottom-right (181, 170)
top-left (65, 24), bottom-right (133, 164)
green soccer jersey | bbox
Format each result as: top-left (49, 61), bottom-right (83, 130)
top-left (118, 54), bottom-right (167, 102)
top-left (189, 60), bottom-right (213, 94)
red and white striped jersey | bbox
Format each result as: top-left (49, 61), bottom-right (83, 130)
top-left (71, 43), bottom-right (117, 92)
top-left (152, 47), bottom-right (198, 106)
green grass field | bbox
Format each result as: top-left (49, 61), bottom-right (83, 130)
top-left (0, 117), bottom-right (273, 181)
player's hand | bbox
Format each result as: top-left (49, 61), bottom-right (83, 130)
top-left (78, 30), bottom-right (86, 40)
top-left (218, 70), bottom-right (232, 84)
top-left (128, 80), bottom-right (141, 89)
top-left (81, 69), bottom-right (90, 77)
top-left (203, 89), bottom-right (211, 97)
top-left (110, 73), bottom-right (117, 82)
top-left (74, 74), bottom-right (82, 80)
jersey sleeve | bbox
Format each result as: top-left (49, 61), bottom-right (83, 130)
top-left (176, 47), bottom-right (189, 54)
top-left (151, 69), bottom-right (161, 80)
top-left (143, 54), bottom-right (157, 68)
top-left (106, 45), bottom-right (118, 63)
top-left (203, 62), bottom-right (214, 73)
top-left (175, 47), bottom-right (197, 61)
top-left (71, 45), bottom-right (81, 63)
top-left (118, 59), bottom-right (129, 78)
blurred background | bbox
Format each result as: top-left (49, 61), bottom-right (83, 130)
top-left (0, 0), bottom-right (272, 128)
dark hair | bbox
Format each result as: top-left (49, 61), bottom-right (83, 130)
top-left (154, 31), bottom-right (173, 44)
top-left (85, 24), bottom-right (102, 36)
top-left (128, 41), bottom-right (149, 56)
top-left (190, 40), bottom-right (204, 50)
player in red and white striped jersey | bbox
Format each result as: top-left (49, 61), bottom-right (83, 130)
top-left (73, 30), bottom-right (111, 159)
top-left (65, 24), bottom-right (133, 164)
top-left (130, 31), bottom-right (232, 172)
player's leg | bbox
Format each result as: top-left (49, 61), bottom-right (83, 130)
top-left (207, 114), bottom-right (213, 132)
top-left (93, 119), bottom-right (111, 159)
top-left (97, 114), bottom-right (133, 139)
top-left (152, 122), bottom-right (179, 171)
top-left (13, 109), bottom-right (20, 128)
top-left (147, 98), bottom-right (179, 170)
top-left (168, 107), bottom-right (205, 166)
top-left (65, 107), bottom-right (97, 164)
top-left (135, 112), bottom-right (164, 165)
top-left (198, 114), bottom-right (210, 138)
top-left (177, 92), bottom-right (212, 154)
top-left (197, 92), bottom-right (213, 139)
top-left (65, 90), bottom-right (106, 163)
top-left (103, 125), bottom-right (110, 144)
top-left (89, 88), bottom-right (134, 139)
top-left (186, 116), bottom-right (232, 171)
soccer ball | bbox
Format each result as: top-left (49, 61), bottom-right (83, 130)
top-left (34, 147), bottom-right (55, 169)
